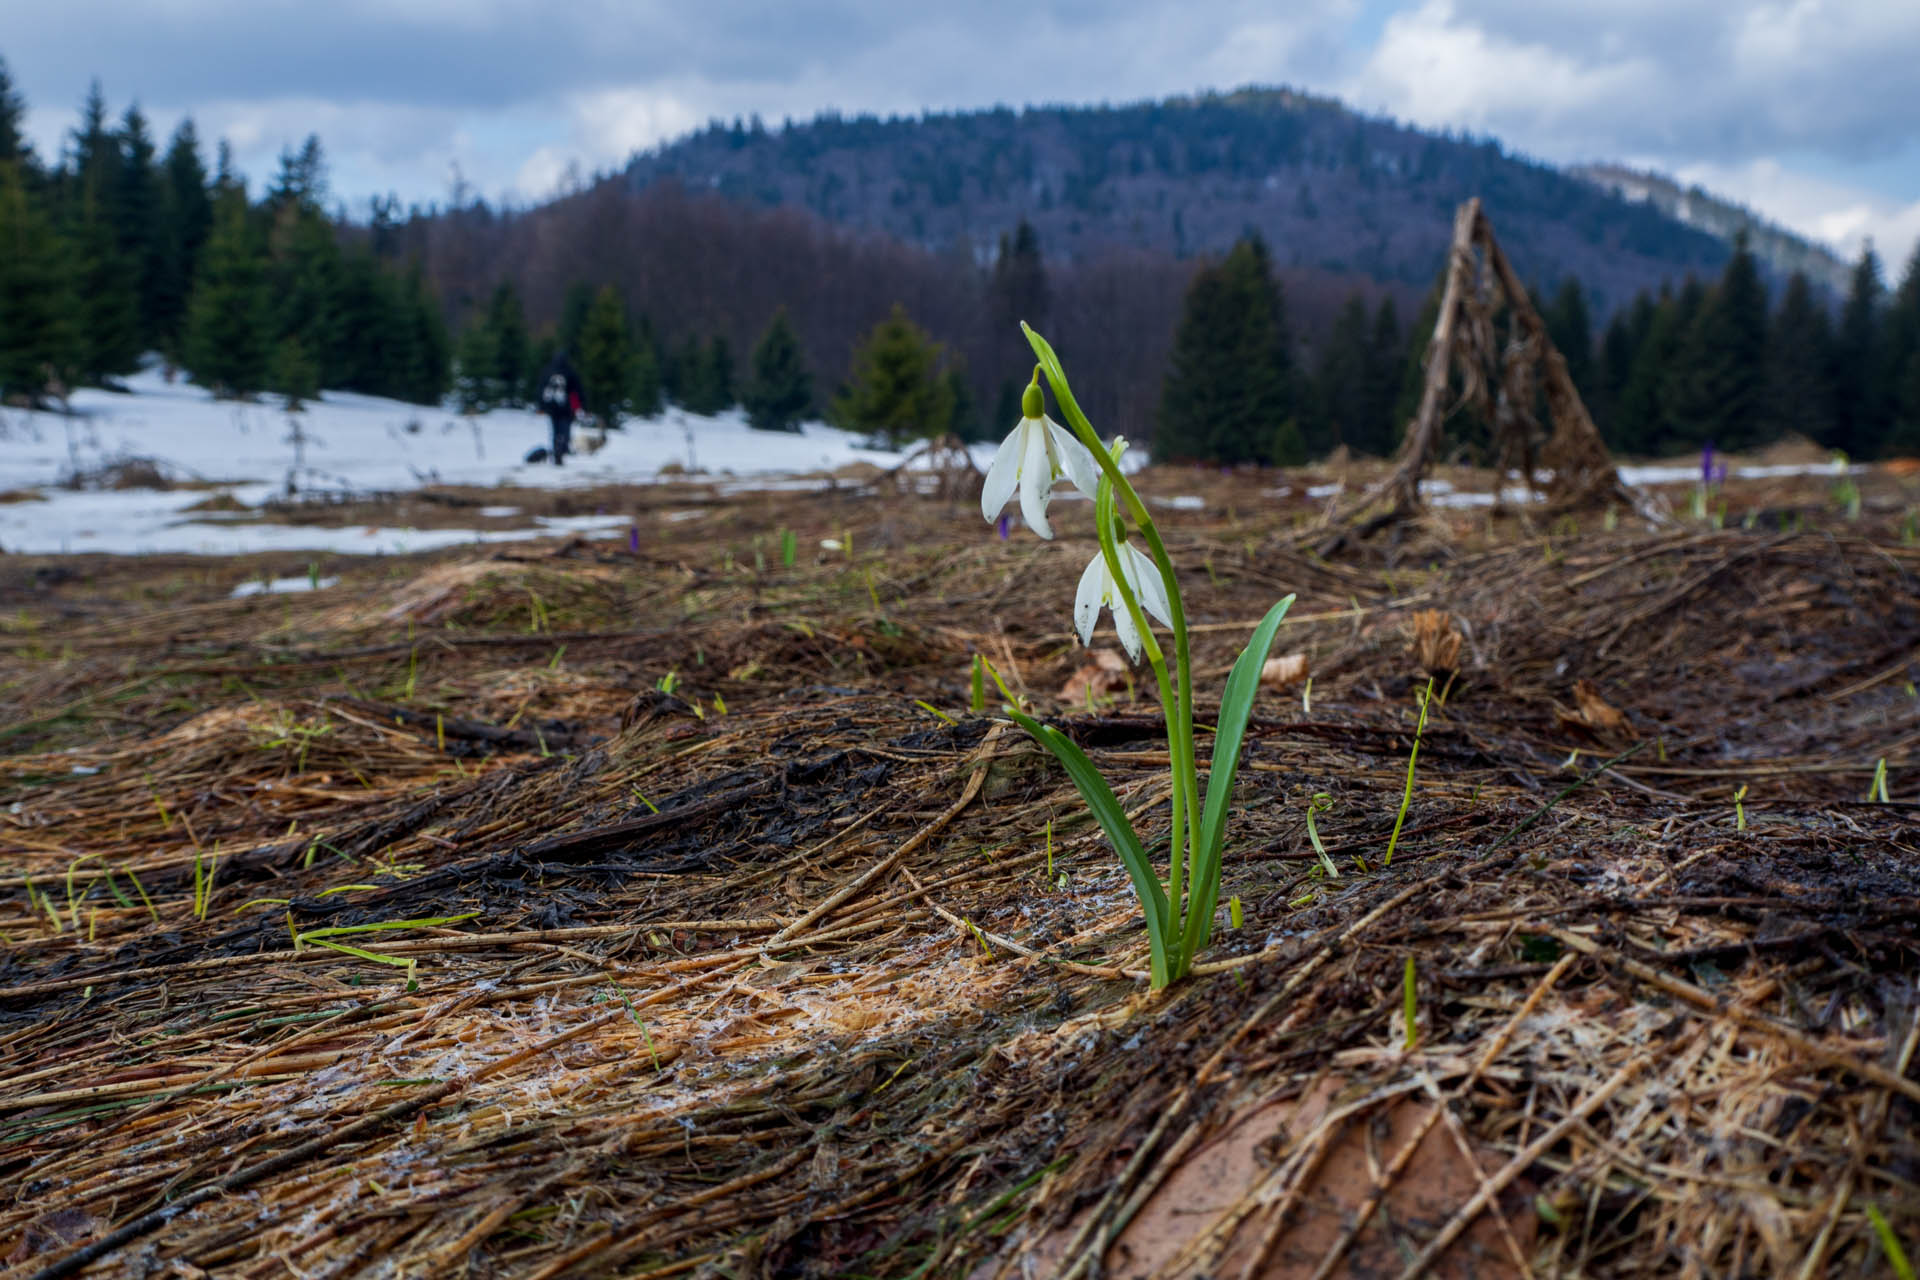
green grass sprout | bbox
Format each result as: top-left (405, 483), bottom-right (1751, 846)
top-left (1384, 678), bottom-right (1434, 867)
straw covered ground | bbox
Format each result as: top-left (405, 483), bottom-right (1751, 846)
top-left (2, 462), bottom-right (1918, 1279)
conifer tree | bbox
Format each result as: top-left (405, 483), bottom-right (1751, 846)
top-left (394, 264), bottom-right (451, 406)
top-left (556, 282), bottom-right (594, 355)
top-left (1310, 294), bottom-right (1373, 456)
top-left (154, 120), bottom-right (211, 359)
top-left (1544, 277), bottom-right (1595, 403)
top-left (663, 334), bottom-right (701, 407)
top-left (0, 161), bottom-right (76, 397)
top-left (1670, 233), bottom-right (1768, 450)
top-left (72, 178), bottom-right (141, 384)
top-left (1594, 292), bottom-right (1653, 438)
top-left (1157, 237), bottom-right (1293, 464)
top-left (577, 285), bottom-right (634, 424)
top-left (480, 281), bottom-right (530, 405)
top-left (1615, 278), bottom-right (1704, 455)
top-left (0, 56), bottom-right (29, 169)
top-left (270, 335), bottom-right (319, 410)
top-left (944, 365), bottom-right (980, 440)
top-left (1764, 272), bottom-right (1836, 445)
top-left (1367, 296), bottom-right (1403, 450)
top-left (67, 82), bottom-right (116, 204)
top-left (698, 336), bottom-right (735, 412)
top-left (270, 203), bottom-right (343, 387)
top-left (1831, 248), bottom-right (1886, 457)
top-left (627, 317), bottom-right (663, 418)
top-left (453, 322), bottom-right (494, 412)
top-left (1883, 247), bottom-right (1920, 455)
top-left (742, 306), bottom-right (812, 431)
top-left (989, 219), bottom-right (1048, 391)
top-left (183, 186), bottom-right (270, 396)
top-left (114, 104), bottom-right (166, 348)
top-left (831, 304), bottom-right (951, 446)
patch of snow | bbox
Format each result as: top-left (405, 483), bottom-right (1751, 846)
top-left (231, 574), bottom-right (341, 598)
top-left (0, 372), bottom-right (937, 555)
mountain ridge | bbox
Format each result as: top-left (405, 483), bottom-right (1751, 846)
top-left (613, 85), bottom-right (1834, 314)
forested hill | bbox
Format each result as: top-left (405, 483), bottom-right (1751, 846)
top-left (623, 87), bottom-right (1734, 315)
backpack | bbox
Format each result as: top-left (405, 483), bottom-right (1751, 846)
top-left (541, 373), bottom-right (570, 412)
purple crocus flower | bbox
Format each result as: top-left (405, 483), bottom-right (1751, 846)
top-left (1701, 443), bottom-right (1716, 487)
top-left (628, 525), bottom-right (640, 554)
top-left (997, 514), bottom-right (1010, 541)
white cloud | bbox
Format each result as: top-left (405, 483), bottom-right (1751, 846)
top-left (1350, 0), bottom-right (1658, 137)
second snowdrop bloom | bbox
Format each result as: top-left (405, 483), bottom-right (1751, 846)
top-left (1075, 539), bottom-right (1173, 663)
top-left (981, 380), bottom-right (1099, 539)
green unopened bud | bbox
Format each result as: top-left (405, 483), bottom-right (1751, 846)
top-left (1107, 435), bottom-right (1128, 462)
top-left (1021, 379), bottom-right (1044, 420)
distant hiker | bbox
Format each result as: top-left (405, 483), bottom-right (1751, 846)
top-left (536, 351), bottom-right (586, 466)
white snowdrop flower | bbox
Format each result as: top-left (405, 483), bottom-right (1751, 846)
top-left (981, 381), bottom-right (1100, 539)
top-left (1075, 540), bottom-right (1172, 663)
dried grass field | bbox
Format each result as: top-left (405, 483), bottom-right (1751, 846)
top-left (3, 461), bottom-right (1919, 1279)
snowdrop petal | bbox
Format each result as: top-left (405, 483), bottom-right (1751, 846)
top-left (1073, 553), bottom-right (1106, 648)
top-left (1047, 418), bottom-right (1102, 498)
top-left (1123, 542), bottom-right (1173, 629)
top-left (1111, 588), bottom-right (1144, 662)
top-left (1019, 420), bottom-right (1055, 539)
top-left (981, 428), bottom-right (1023, 523)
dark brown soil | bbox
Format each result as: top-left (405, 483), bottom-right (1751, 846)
top-left (2, 463), bottom-right (1918, 1279)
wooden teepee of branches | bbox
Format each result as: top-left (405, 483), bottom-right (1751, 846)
top-left (1321, 199), bottom-right (1640, 543)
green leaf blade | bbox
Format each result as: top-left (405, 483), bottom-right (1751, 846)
top-left (1185, 594), bottom-right (1295, 956)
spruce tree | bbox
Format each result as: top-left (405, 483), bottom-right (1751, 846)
top-left (114, 104), bottom-right (166, 349)
top-left (742, 307), bottom-right (812, 431)
top-left (628, 318), bottom-right (663, 418)
top-left (1832, 249), bottom-right (1886, 458)
top-left (1544, 277), bottom-right (1595, 403)
top-left (943, 365), bottom-right (980, 440)
top-left (989, 219), bottom-right (1049, 389)
top-left (1157, 237), bottom-right (1293, 464)
top-left (480, 281), bottom-right (530, 405)
top-left (1311, 294), bottom-right (1374, 456)
top-left (0, 161), bottom-right (77, 398)
top-left (183, 186), bottom-right (270, 397)
top-left (0, 56), bottom-right (29, 169)
top-left (1764, 272), bottom-right (1836, 445)
top-left (831, 304), bottom-right (951, 447)
top-left (556, 282), bottom-right (594, 355)
top-left (1367, 296), bottom-right (1403, 451)
top-left (1883, 248), bottom-right (1920, 455)
top-left (270, 335), bottom-right (319, 410)
top-left (71, 178), bottom-right (141, 384)
top-left (154, 120), bottom-right (211, 360)
top-left (395, 264), bottom-right (451, 406)
top-left (576, 285), bottom-right (633, 424)
top-left (698, 336), bottom-right (735, 412)
top-left (1670, 233), bottom-right (1768, 450)
top-left (270, 204), bottom-right (343, 387)
top-left (453, 322), bottom-right (494, 412)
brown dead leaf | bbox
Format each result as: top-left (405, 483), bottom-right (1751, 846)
top-left (1260, 651), bottom-right (1310, 689)
top-left (1572, 679), bottom-right (1629, 734)
top-left (1409, 609), bottom-right (1464, 675)
top-left (1058, 649), bottom-right (1129, 705)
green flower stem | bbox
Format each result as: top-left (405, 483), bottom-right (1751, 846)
top-left (1093, 474), bottom-right (1183, 919)
top-left (1027, 323), bottom-right (1204, 974)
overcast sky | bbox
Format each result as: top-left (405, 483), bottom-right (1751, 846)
top-left (7, 0), bottom-right (1917, 270)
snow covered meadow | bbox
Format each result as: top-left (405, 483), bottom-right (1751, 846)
top-left (0, 369), bottom-right (927, 556)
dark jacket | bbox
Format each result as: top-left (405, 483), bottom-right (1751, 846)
top-left (537, 355), bottom-right (585, 421)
